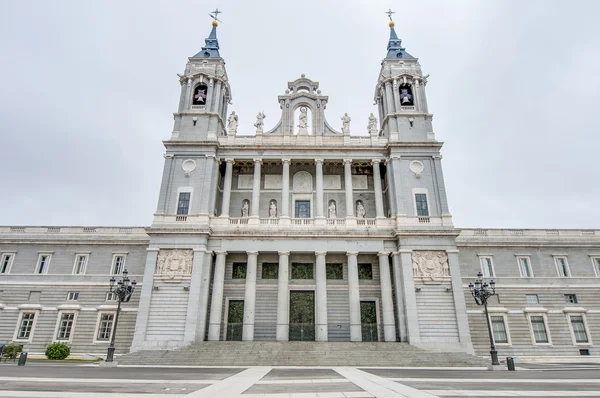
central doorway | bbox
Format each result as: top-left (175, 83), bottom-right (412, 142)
top-left (226, 300), bottom-right (244, 341)
top-left (289, 291), bottom-right (315, 341)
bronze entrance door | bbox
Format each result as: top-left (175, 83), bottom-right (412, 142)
top-left (360, 300), bottom-right (378, 342)
top-left (226, 300), bottom-right (244, 341)
top-left (289, 291), bottom-right (315, 341)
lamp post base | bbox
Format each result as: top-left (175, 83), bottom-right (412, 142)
top-left (106, 346), bottom-right (115, 362)
top-left (490, 349), bottom-right (499, 366)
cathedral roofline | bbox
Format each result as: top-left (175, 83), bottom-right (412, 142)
top-left (191, 22), bottom-right (221, 59)
top-left (385, 22), bottom-right (414, 59)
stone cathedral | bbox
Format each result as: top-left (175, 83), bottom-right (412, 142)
top-left (0, 19), bottom-right (598, 361)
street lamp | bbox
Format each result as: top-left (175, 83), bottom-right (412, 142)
top-left (468, 271), bottom-right (499, 366)
top-left (106, 269), bottom-right (137, 362)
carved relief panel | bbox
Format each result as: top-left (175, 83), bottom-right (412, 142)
top-left (412, 251), bottom-right (449, 283)
top-left (155, 249), bottom-right (193, 282)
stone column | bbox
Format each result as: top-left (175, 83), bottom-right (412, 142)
top-left (182, 78), bottom-right (192, 111)
top-left (420, 82), bottom-right (429, 113)
top-left (378, 252), bottom-right (396, 342)
top-left (315, 159), bottom-right (324, 220)
top-left (391, 252), bottom-right (407, 341)
top-left (220, 159), bottom-right (234, 217)
top-left (196, 250), bottom-right (214, 341)
top-left (433, 156), bottom-right (451, 215)
top-left (385, 82), bottom-right (398, 133)
top-left (384, 159), bottom-right (397, 217)
top-left (315, 251), bottom-right (328, 341)
top-left (281, 159), bottom-right (290, 222)
top-left (212, 80), bottom-right (222, 113)
top-left (205, 79), bottom-right (214, 111)
top-left (250, 159), bottom-right (262, 219)
top-left (184, 247), bottom-right (208, 343)
top-left (398, 249), bottom-right (420, 343)
top-left (391, 157), bottom-right (406, 216)
top-left (276, 251), bottom-right (290, 341)
top-left (208, 251), bottom-right (227, 341)
top-left (130, 247), bottom-right (159, 351)
top-left (392, 79), bottom-right (401, 111)
top-left (347, 251), bottom-right (361, 341)
top-left (372, 160), bottom-right (385, 219)
top-left (447, 249), bottom-right (474, 353)
top-left (344, 159), bottom-right (354, 218)
top-left (242, 251), bottom-right (258, 341)
top-left (413, 80), bottom-right (421, 112)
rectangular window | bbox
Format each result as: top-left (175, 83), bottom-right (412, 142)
top-left (291, 263), bottom-right (313, 279)
top-left (326, 263), bottom-right (343, 280)
top-left (67, 292), bottom-right (79, 301)
top-left (36, 254), bottom-right (51, 274)
top-left (261, 263), bottom-right (278, 279)
top-left (232, 263), bottom-right (247, 279)
top-left (295, 201), bottom-right (311, 218)
top-left (555, 257), bottom-right (570, 277)
top-left (56, 313), bottom-right (75, 340)
top-left (177, 192), bottom-right (191, 215)
top-left (530, 315), bottom-right (549, 343)
top-left (491, 316), bottom-right (508, 344)
top-left (0, 253), bottom-right (14, 274)
top-left (73, 254), bottom-right (88, 275)
top-left (106, 292), bottom-right (117, 301)
top-left (358, 263), bottom-right (373, 280)
top-left (526, 294), bottom-right (539, 304)
top-left (17, 312), bottom-right (36, 340)
top-left (97, 313), bottom-right (114, 341)
top-left (480, 256), bottom-right (494, 277)
top-left (415, 194), bottom-right (429, 217)
top-left (564, 294), bottom-right (578, 304)
top-left (111, 255), bottom-right (126, 275)
top-left (570, 316), bottom-right (589, 343)
top-left (517, 256), bottom-right (533, 277)
top-left (592, 257), bottom-right (600, 277)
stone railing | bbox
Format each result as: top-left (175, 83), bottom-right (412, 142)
top-left (459, 229), bottom-right (599, 238)
top-left (0, 226), bottom-right (147, 236)
top-left (260, 218), bottom-right (279, 225)
top-left (326, 219), bottom-right (346, 226)
top-left (357, 219), bottom-right (377, 226)
top-left (291, 218), bottom-right (314, 226)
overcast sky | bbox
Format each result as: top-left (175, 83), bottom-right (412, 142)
top-left (0, 0), bottom-right (598, 229)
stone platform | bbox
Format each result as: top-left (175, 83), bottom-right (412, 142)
top-left (118, 342), bottom-right (488, 367)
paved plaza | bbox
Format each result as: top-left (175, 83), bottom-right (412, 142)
top-left (0, 363), bottom-right (600, 397)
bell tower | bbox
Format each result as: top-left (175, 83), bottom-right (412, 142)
top-left (171, 16), bottom-right (232, 141)
top-left (375, 15), bottom-right (434, 142)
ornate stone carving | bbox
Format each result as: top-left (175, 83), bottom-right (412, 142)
top-left (227, 111), bottom-right (238, 135)
top-left (412, 251), bottom-right (449, 281)
top-left (341, 113), bottom-right (351, 134)
top-left (254, 112), bottom-right (266, 132)
top-left (367, 113), bottom-right (378, 135)
top-left (156, 249), bottom-right (193, 278)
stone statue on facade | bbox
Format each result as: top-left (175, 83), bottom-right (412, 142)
top-left (297, 106), bottom-right (308, 135)
top-left (341, 113), bottom-right (351, 134)
top-left (367, 113), bottom-right (378, 135)
top-left (411, 251), bottom-right (450, 281)
top-left (328, 200), bottom-right (337, 219)
top-left (254, 112), bottom-right (266, 132)
top-left (356, 201), bottom-right (366, 218)
top-left (241, 200), bottom-right (250, 217)
top-left (227, 111), bottom-right (238, 135)
top-left (269, 200), bottom-right (277, 218)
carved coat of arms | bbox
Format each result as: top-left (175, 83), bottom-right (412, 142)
top-left (156, 249), bottom-right (193, 278)
top-left (412, 251), bottom-right (449, 281)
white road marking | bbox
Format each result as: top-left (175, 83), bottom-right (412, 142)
top-left (427, 391), bottom-right (600, 397)
top-left (391, 378), bottom-right (600, 384)
top-left (335, 367), bottom-right (440, 398)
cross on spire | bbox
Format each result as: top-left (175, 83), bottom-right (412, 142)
top-left (385, 8), bottom-right (395, 22)
top-left (209, 8), bottom-right (222, 23)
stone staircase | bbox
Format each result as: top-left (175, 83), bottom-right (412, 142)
top-left (118, 342), bottom-right (489, 367)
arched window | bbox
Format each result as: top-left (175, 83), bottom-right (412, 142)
top-left (399, 83), bottom-right (414, 106)
top-left (192, 83), bottom-right (208, 106)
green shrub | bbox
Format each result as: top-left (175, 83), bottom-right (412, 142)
top-left (45, 342), bottom-right (70, 360)
top-left (2, 344), bottom-right (23, 360)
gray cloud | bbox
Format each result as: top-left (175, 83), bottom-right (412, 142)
top-left (0, 0), bottom-right (597, 229)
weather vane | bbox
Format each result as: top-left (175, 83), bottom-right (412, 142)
top-left (209, 8), bottom-right (223, 23)
top-left (385, 8), bottom-right (395, 22)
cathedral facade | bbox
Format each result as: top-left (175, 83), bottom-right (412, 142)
top-left (0, 21), bottom-right (598, 360)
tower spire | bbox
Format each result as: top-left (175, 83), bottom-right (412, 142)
top-left (384, 9), bottom-right (414, 59)
top-left (192, 9), bottom-right (223, 58)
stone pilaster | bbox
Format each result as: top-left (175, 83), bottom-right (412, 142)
top-left (220, 159), bottom-right (234, 217)
top-left (250, 159), bottom-right (262, 222)
top-left (398, 250), bottom-right (420, 343)
top-left (242, 251), bottom-right (258, 341)
top-left (447, 249), bottom-right (474, 353)
top-left (372, 160), bottom-right (384, 219)
top-left (183, 247), bottom-right (208, 343)
top-left (391, 252), bottom-right (406, 341)
top-left (315, 159), bottom-right (324, 220)
top-left (378, 252), bottom-right (396, 342)
top-left (280, 158), bottom-right (290, 223)
top-left (347, 251), bottom-right (361, 341)
top-left (130, 248), bottom-right (159, 351)
top-left (208, 251), bottom-right (227, 340)
top-left (315, 251), bottom-right (328, 341)
top-left (276, 251), bottom-right (290, 341)
top-left (343, 159), bottom-right (355, 220)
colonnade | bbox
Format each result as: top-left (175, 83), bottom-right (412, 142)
top-left (206, 251), bottom-right (397, 342)
top-left (219, 159), bottom-right (386, 219)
